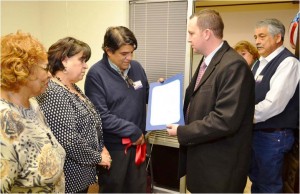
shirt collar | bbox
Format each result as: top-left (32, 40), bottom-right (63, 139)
top-left (108, 58), bottom-right (131, 77)
top-left (204, 41), bottom-right (224, 66)
top-left (259, 45), bottom-right (284, 63)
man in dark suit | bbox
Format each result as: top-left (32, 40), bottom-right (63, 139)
top-left (167, 9), bottom-right (255, 192)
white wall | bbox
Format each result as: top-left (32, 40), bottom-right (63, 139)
top-left (2, 1), bottom-right (298, 87)
top-left (1, 1), bottom-right (42, 38)
top-left (1, 0), bottom-right (129, 90)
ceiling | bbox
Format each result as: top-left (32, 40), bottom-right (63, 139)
top-left (194, 0), bottom-right (299, 8)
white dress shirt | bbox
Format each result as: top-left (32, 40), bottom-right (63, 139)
top-left (204, 41), bottom-right (224, 67)
top-left (253, 46), bottom-right (300, 123)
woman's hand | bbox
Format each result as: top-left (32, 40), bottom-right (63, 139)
top-left (102, 146), bottom-right (109, 156)
top-left (98, 147), bottom-right (111, 169)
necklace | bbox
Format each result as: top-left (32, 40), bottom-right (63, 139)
top-left (54, 76), bottom-right (86, 102)
top-left (54, 76), bottom-right (74, 91)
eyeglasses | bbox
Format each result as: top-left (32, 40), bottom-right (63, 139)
top-left (38, 65), bottom-right (50, 72)
top-left (125, 75), bottom-right (134, 88)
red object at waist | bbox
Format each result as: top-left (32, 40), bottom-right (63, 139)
top-left (122, 137), bottom-right (146, 166)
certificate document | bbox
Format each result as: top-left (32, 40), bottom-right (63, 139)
top-left (146, 73), bottom-right (185, 131)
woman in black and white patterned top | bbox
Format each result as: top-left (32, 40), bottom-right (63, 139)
top-left (36, 37), bottom-right (111, 193)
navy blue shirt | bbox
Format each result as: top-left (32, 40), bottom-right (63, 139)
top-left (85, 54), bottom-right (149, 150)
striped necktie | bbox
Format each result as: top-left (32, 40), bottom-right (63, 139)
top-left (185, 62), bottom-right (207, 122)
top-left (194, 62), bottom-right (207, 90)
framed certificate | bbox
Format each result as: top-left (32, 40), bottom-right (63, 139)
top-left (146, 73), bottom-right (185, 131)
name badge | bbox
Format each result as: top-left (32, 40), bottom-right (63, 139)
top-left (133, 80), bottom-right (143, 90)
top-left (256, 75), bottom-right (263, 83)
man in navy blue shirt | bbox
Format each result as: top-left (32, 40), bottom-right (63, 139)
top-left (85, 26), bottom-right (149, 193)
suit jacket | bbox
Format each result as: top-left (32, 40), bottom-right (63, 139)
top-left (177, 41), bottom-right (255, 193)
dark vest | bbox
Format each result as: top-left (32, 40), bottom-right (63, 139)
top-left (253, 48), bottom-right (299, 129)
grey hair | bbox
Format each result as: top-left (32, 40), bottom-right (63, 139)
top-left (255, 18), bottom-right (285, 42)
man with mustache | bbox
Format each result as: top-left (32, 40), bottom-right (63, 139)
top-left (250, 18), bottom-right (299, 193)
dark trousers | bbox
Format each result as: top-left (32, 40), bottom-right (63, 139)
top-left (99, 147), bottom-right (147, 193)
top-left (249, 129), bottom-right (294, 193)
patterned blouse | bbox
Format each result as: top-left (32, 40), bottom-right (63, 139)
top-left (0, 98), bottom-right (66, 193)
top-left (36, 80), bottom-right (104, 193)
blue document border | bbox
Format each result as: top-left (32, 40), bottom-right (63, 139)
top-left (146, 73), bottom-right (185, 131)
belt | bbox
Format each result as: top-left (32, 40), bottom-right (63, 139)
top-left (257, 128), bottom-right (283, 133)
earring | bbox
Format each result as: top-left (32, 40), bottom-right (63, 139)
top-left (63, 67), bottom-right (68, 74)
